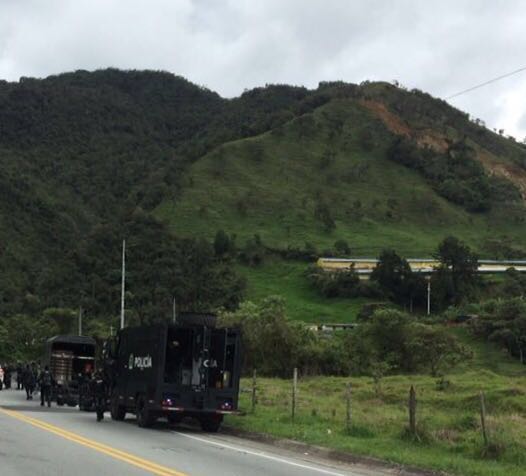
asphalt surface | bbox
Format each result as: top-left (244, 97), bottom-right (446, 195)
top-left (0, 388), bottom-right (384, 476)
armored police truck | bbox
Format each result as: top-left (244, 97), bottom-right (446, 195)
top-left (104, 314), bottom-right (241, 432)
top-left (42, 335), bottom-right (96, 406)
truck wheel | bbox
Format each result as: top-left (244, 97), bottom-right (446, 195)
top-left (79, 396), bottom-right (91, 412)
top-left (110, 397), bottom-right (126, 421)
top-left (200, 415), bottom-right (222, 433)
top-left (167, 413), bottom-right (183, 425)
top-left (136, 396), bottom-right (155, 428)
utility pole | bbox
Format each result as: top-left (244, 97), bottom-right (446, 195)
top-left (426, 278), bottom-right (431, 316)
top-left (78, 306), bottom-right (83, 336)
top-left (172, 297), bottom-right (177, 324)
top-left (120, 239), bottom-right (126, 330)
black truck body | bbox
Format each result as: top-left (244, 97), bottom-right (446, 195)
top-left (105, 318), bottom-right (241, 431)
top-left (42, 335), bottom-right (96, 406)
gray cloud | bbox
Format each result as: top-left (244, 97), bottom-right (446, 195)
top-left (0, 0), bottom-right (525, 139)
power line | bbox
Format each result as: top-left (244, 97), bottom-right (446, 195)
top-left (446, 65), bottom-right (526, 100)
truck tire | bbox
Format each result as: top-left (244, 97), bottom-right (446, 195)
top-left (79, 396), bottom-right (92, 412)
top-left (136, 396), bottom-right (155, 428)
top-left (200, 415), bottom-right (222, 433)
top-left (167, 413), bottom-right (183, 425)
top-left (110, 397), bottom-right (126, 421)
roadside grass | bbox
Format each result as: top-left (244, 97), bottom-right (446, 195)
top-left (225, 333), bottom-right (526, 476)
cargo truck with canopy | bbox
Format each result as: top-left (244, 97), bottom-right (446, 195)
top-left (42, 335), bottom-right (96, 406)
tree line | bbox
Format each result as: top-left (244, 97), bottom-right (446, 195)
top-left (306, 235), bottom-right (480, 311)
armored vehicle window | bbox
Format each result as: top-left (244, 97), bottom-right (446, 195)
top-left (208, 330), bottom-right (237, 389)
top-left (164, 328), bottom-right (193, 385)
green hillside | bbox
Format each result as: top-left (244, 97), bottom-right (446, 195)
top-left (157, 96), bottom-right (526, 256)
top-left (1, 70), bottom-right (526, 321)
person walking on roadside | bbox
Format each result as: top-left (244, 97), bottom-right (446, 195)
top-left (91, 370), bottom-right (107, 421)
top-left (38, 366), bottom-right (54, 407)
top-left (31, 362), bottom-right (39, 393)
top-left (23, 364), bottom-right (35, 400)
top-left (4, 365), bottom-right (11, 389)
top-left (16, 362), bottom-right (23, 390)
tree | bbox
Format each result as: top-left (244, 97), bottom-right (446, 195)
top-left (371, 249), bottom-right (425, 307)
top-left (334, 239), bottom-right (350, 256)
top-left (433, 236), bottom-right (479, 306)
top-left (314, 201), bottom-right (336, 232)
top-left (348, 309), bottom-right (471, 377)
top-left (305, 266), bottom-right (361, 298)
top-left (0, 314), bottom-right (59, 361)
top-left (213, 230), bottom-right (231, 257)
top-left (348, 309), bottom-right (415, 373)
top-left (239, 235), bottom-right (265, 267)
top-left (43, 308), bottom-right (76, 335)
top-left (474, 298), bottom-right (526, 363)
top-left (219, 297), bottom-right (308, 376)
top-left (219, 296), bottom-right (352, 376)
top-left (358, 129), bottom-right (374, 151)
top-left (408, 325), bottom-right (472, 377)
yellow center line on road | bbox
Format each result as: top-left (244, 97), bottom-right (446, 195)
top-left (0, 407), bottom-right (188, 476)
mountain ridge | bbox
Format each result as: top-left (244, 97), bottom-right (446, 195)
top-left (1, 68), bottom-right (525, 317)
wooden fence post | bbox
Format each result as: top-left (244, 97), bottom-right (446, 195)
top-left (480, 391), bottom-right (488, 446)
top-left (251, 369), bottom-right (257, 413)
top-left (409, 385), bottom-right (417, 437)
top-left (346, 383), bottom-right (352, 432)
top-left (292, 367), bottom-right (298, 421)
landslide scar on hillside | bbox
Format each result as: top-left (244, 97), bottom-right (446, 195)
top-left (360, 99), bottom-right (526, 200)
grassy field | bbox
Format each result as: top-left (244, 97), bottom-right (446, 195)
top-left (237, 259), bottom-right (370, 323)
top-left (225, 329), bottom-right (526, 476)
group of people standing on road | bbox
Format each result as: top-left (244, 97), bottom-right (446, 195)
top-left (1, 362), bottom-right (108, 421)
top-left (1, 362), bottom-right (56, 407)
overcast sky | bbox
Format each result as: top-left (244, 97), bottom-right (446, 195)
top-left (1, 0), bottom-right (525, 139)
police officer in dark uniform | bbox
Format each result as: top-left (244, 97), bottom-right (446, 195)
top-left (23, 364), bottom-right (35, 400)
top-left (4, 365), bottom-right (12, 389)
top-left (91, 370), bottom-right (107, 421)
top-left (38, 366), bottom-right (54, 407)
top-left (16, 362), bottom-right (23, 390)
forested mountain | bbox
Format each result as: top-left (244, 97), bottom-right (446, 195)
top-left (1, 69), bottom-right (525, 322)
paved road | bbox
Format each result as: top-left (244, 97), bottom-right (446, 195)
top-left (0, 389), bottom-right (384, 476)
